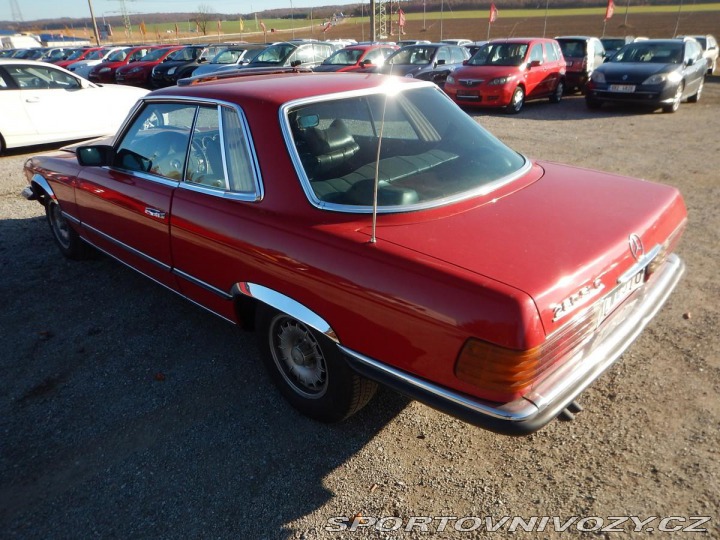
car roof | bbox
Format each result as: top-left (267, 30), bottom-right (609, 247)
top-left (151, 72), bottom-right (427, 108)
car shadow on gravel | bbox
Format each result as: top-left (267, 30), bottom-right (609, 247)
top-left (0, 215), bottom-right (410, 538)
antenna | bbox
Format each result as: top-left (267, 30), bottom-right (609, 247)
top-left (370, 89), bottom-right (391, 244)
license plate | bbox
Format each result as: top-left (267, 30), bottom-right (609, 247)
top-left (457, 91), bottom-right (478, 99)
top-left (598, 269), bottom-right (645, 322)
top-left (609, 84), bottom-right (636, 93)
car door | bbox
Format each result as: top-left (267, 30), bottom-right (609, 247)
top-left (682, 40), bottom-right (705, 96)
top-left (525, 42), bottom-right (547, 98)
top-left (0, 66), bottom-right (37, 146)
top-left (1, 63), bottom-right (102, 142)
top-left (169, 104), bottom-right (264, 322)
top-left (74, 101), bottom-right (197, 289)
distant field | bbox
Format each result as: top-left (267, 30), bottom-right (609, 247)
top-left (72, 2), bottom-right (720, 44)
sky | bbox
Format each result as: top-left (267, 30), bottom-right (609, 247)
top-left (0, 0), bottom-right (347, 23)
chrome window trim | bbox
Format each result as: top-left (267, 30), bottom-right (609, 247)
top-left (118, 96), bottom-right (264, 201)
top-left (279, 83), bottom-right (530, 214)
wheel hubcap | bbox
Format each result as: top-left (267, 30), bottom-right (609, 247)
top-left (50, 204), bottom-right (71, 249)
top-left (270, 317), bottom-right (327, 398)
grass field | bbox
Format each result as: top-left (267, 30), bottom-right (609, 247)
top-left (71, 2), bottom-right (720, 44)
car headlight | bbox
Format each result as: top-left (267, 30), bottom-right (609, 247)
top-left (590, 71), bottom-right (606, 83)
top-left (168, 67), bottom-right (177, 75)
top-left (99, 67), bottom-right (111, 73)
top-left (446, 74), bottom-right (455, 84)
top-left (129, 67), bottom-right (143, 74)
top-left (643, 71), bottom-right (682, 85)
top-left (488, 75), bottom-right (515, 86)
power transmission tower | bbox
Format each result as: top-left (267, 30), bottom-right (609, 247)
top-left (10, 0), bottom-right (23, 22)
top-left (377, 0), bottom-right (388, 39)
top-left (110, 0), bottom-right (134, 40)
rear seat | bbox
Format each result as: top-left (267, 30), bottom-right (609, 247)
top-left (311, 148), bottom-right (458, 201)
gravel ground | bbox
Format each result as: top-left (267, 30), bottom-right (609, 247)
top-left (1, 80), bottom-right (719, 539)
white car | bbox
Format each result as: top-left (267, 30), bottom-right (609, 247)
top-left (679, 34), bottom-right (718, 74)
top-left (67, 47), bottom-right (128, 79)
top-left (0, 59), bottom-right (148, 153)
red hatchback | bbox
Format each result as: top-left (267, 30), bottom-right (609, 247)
top-left (114, 45), bottom-right (184, 88)
top-left (88, 45), bottom-right (159, 84)
top-left (444, 38), bottom-right (566, 113)
top-left (54, 46), bottom-right (102, 69)
top-left (22, 72), bottom-right (685, 435)
top-left (313, 44), bottom-right (398, 72)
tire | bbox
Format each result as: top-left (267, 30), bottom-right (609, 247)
top-left (662, 83), bottom-right (684, 113)
top-left (688, 77), bottom-right (703, 103)
top-left (256, 304), bottom-right (377, 423)
top-left (506, 86), bottom-right (525, 114)
top-left (0, 133), bottom-right (5, 155)
top-left (585, 97), bottom-right (602, 110)
top-left (46, 199), bottom-right (89, 260)
top-left (550, 80), bottom-right (563, 103)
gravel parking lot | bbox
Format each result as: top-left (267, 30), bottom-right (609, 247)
top-left (1, 81), bottom-right (719, 539)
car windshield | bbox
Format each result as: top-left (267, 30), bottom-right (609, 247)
top-left (66, 49), bottom-right (87, 60)
top-left (86, 49), bottom-right (108, 60)
top-left (387, 46), bottom-right (436, 66)
top-left (611, 42), bottom-right (683, 63)
top-left (323, 48), bottom-right (364, 65)
top-left (252, 43), bottom-right (296, 64)
top-left (287, 85), bottom-right (526, 212)
top-left (601, 38), bottom-right (625, 51)
top-left (142, 47), bottom-right (171, 62)
top-left (557, 40), bottom-right (587, 58)
top-left (211, 48), bottom-right (245, 64)
top-left (468, 43), bottom-right (528, 66)
top-left (168, 47), bottom-right (200, 61)
top-left (106, 49), bottom-right (128, 62)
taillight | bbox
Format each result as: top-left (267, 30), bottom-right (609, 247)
top-left (455, 306), bottom-right (598, 401)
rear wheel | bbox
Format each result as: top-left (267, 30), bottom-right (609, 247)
top-left (662, 83), bottom-right (684, 113)
top-left (688, 77), bottom-right (703, 103)
top-left (506, 87), bottom-right (525, 114)
top-left (550, 80), bottom-right (564, 103)
top-left (46, 199), bottom-right (89, 259)
top-left (256, 304), bottom-right (377, 422)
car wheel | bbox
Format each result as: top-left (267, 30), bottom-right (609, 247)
top-left (507, 87), bottom-right (525, 114)
top-left (0, 133), bottom-right (5, 155)
top-left (256, 304), bottom-right (377, 423)
top-left (550, 80), bottom-right (563, 103)
top-left (46, 199), bottom-right (88, 259)
top-left (585, 97), bottom-right (602, 110)
top-left (662, 83), bottom-right (684, 113)
top-left (688, 77), bottom-right (703, 103)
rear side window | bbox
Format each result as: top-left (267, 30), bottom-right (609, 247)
top-left (546, 41), bottom-right (560, 62)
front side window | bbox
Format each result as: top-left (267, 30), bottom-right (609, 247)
top-left (4, 64), bottom-right (80, 89)
top-left (115, 101), bottom-right (259, 195)
top-left (286, 86), bottom-right (526, 211)
top-left (529, 43), bottom-right (544, 63)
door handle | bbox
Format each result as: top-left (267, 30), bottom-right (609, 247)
top-left (25, 97), bottom-right (40, 103)
top-left (144, 207), bottom-right (166, 219)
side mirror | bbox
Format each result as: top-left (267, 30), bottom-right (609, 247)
top-left (77, 144), bottom-right (115, 167)
top-left (529, 60), bottom-right (542, 68)
top-left (686, 57), bottom-right (695, 66)
top-left (360, 59), bottom-right (373, 67)
top-left (462, 59), bottom-right (469, 65)
top-left (290, 60), bottom-right (302, 67)
top-left (437, 59), bottom-right (446, 65)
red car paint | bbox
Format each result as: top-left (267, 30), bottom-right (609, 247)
top-left (114, 46), bottom-right (184, 87)
top-left (23, 72), bottom-right (686, 434)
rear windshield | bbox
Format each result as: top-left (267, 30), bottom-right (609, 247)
top-left (286, 85), bottom-right (527, 212)
top-left (558, 40), bottom-right (587, 58)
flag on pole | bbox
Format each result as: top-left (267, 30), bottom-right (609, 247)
top-left (239, 17), bottom-right (244, 32)
top-left (489, 3), bottom-right (498, 23)
top-left (605, 0), bottom-right (615, 21)
top-left (174, 22), bottom-right (179, 37)
top-left (322, 20), bottom-right (332, 33)
top-left (139, 21), bottom-right (147, 37)
top-left (217, 20), bottom-right (222, 33)
top-left (398, 8), bottom-right (406, 28)
top-left (260, 20), bottom-right (266, 33)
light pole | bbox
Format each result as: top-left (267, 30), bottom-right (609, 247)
top-left (87, 0), bottom-right (101, 45)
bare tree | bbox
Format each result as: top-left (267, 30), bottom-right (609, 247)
top-left (192, 4), bottom-right (214, 36)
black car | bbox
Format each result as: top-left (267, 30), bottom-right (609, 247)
top-left (150, 44), bottom-right (224, 88)
top-left (585, 38), bottom-right (705, 113)
top-left (373, 44), bottom-right (470, 87)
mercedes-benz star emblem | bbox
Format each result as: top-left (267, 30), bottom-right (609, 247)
top-left (629, 233), bottom-right (644, 261)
